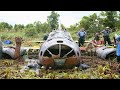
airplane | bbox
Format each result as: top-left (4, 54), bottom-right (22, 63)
top-left (38, 28), bottom-right (81, 69)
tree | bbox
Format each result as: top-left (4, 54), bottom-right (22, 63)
top-left (68, 13), bottom-right (102, 39)
top-left (33, 21), bottom-right (51, 33)
top-left (100, 11), bottom-right (118, 31)
top-left (115, 11), bottom-right (120, 30)
top-left (33, 21), bottom-right (41, 33)
top-left (8, 25), bottom-right (13, 30)
top-left (79, 16), bottom-right (90, 30)
top-left (40, 22), bottom-right (51, 33)
top-left (47, 11), bottom-right (60, 30)
top-left (0, 22), bottom-right (13, 30)
top-left (61, 24), bottom-right (66, 29)
top-left (25, 24), bottom-right (34, 29)
top-left (14, 24), bottom-right (24, 31)
top-left (25, 27), bottom-right (36, 37)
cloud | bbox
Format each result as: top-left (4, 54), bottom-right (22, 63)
top-left (56, 11), bottom-right (101, 27)
top-left (0, 11), bottom-right (101, 27)
top-left (0, 11), bottom-right (51, 25)
top-left (59, 15), bottom-right (79, 27)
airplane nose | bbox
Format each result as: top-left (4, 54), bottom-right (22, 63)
top-left (41, 44), bottom-right (79, 69)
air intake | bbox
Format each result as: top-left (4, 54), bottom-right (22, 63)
top-left (57, 41), bottom-right (63, 43)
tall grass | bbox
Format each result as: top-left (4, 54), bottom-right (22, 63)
top-left (0, 30), bottom-right (48, 41)
top-left (0, 29), bottom-right (120, 43)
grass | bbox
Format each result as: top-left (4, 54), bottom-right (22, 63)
top-left (0, 58), bottom-right (119, 79)
top-left (0, 29), bottom-right (120, 47)
top-left (0, 30), bottom-right (48, 46)
top-left (0, 30), bottom-right (120, 79)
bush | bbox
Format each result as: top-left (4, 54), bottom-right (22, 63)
top-left (25, 27), bottom-right (37, 37)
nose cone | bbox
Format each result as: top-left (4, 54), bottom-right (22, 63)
top-left (39, 29), bottom-right (81, 69)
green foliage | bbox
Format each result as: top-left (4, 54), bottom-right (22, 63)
top-left (0, 22), bottom-right (13, 31)
top-left (47, 11), bottom-right (60, 29)
top-left (1, 11), bottom-right (120, 79)
top-left (80, 13), bottom-right (100, 35)
top-left (33, 21), bottom-right (42, 33)
top-left (67, 13), bottom-right (102, 40)
top-left (25, 27), bottom-right (37, 37)
top-left (14, 24), bottom-right (24, 31)
top-left (41, 22), bottom-right (51, 33)
top-left (0, 11), bottom-right (120, 41)
top-left (100, 11), bottom-right (118, 31)
top-left (0, 59), bottom-right (119, 79)
top-left (0, 30), bottom-right (25, 42)
top-left (114, 11), bottom-right (120, 30)
top-left (34, 21), bottom-right (51, 33)
top-left (61, 24), bottom-right (66, 29)
top-left (68, 11), bottom-right (120, 39)
top-left (25, 23), bottom-right (34, 29)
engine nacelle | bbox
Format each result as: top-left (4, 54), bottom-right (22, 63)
top-left (38, 29), bottom-right (81, 69)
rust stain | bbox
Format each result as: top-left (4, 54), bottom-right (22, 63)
top-left (14, 37), bottom-right (22, 61)
top-left (65, 56), bottom-right (79, 68)
top-left (42, 55), bottom-right (80, 68)
top-left (42, 57), bottom-right (54, 67)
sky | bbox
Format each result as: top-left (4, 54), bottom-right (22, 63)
top-left (0, 11), bottom-right (101, 28)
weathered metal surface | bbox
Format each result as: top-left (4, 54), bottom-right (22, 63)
top-left (64, 56), bottom-right (78, 68)
top-left (39, 29), bottom-right (81, 69)
top-left (2, 47), bottom-right (26, 59)
top-left (14, 37), bottom-right (22, 60)
top-left (96, 46), bottom-right (116, 59)
top-left (79, 64), bottom-right (90, 70)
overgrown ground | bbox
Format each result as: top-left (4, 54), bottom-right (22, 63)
top-left (0, 30), bottom-right (120, 79)
top-left (0, 56), bottom-right (119, 79)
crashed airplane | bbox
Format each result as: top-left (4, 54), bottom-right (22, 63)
top-left (38, 29), bottom-right (81, 69)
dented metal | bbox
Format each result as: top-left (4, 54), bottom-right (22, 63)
top-left (96, 46), bottom-right (116, 59)
top-left (38, 29), bottom-right (81, 69)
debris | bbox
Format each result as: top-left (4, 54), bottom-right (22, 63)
top-left (2, 47), bottom-right (26, 59)
top-left (4, 40), bottom-right (12, 44)
top-left (79, 63), bottom-right (90, 70)
top-left (14, 37), bottom-right (22, 61)
top-left (20, 60), bottom-right (41, 75)
top-left (96, 46), bottom-right (116, 59)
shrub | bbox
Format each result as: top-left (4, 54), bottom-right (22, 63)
top-left (25, 27), bottom-right (37, 37)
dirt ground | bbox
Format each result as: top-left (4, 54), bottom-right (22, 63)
top-left (0, 55), bottom-right (119, 79)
